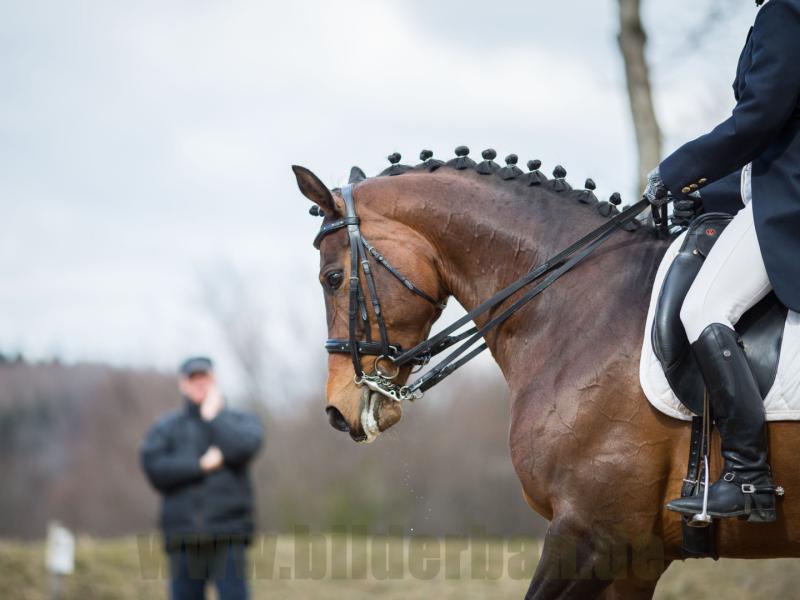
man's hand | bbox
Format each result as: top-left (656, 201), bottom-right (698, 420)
top-left (200, 384), bottom-right (224, 421)
top-left (643, 167), bottom-right (669, 206)
top-left (199, 446), bottom-right (224, 472)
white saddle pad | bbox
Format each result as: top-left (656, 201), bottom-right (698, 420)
top-left (639, 230), bottom-right (800, 421)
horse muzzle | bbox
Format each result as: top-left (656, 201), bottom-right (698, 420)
top-left (325, 388), bottom-right (402, 443)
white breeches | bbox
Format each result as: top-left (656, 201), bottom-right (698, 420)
top-left (680, 163), bottom-right (773, 343)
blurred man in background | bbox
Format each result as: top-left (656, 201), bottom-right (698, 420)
top-left (140, 356), bottom-right (263, 600)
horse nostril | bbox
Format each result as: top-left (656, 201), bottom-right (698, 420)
top-left (326, 406), bottom-right (350, 432)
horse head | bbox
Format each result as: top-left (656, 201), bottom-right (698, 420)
top-left (292, 164), bottom-right (449, 442)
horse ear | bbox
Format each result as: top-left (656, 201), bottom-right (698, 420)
top-left (292, 165), bottom-right (342, 216)
top-left (349, 166), bottom-right (366, 184)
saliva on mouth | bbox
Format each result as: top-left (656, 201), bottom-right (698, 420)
top-left (359, 387), bottom-right (381, 443)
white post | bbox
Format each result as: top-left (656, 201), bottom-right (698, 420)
top-left (45, 521), bottom-right (75, 600)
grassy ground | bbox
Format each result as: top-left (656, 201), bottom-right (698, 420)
top-left (2, 535), bottom-right (800, 599)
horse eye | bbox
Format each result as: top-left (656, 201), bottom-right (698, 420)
top-left (325, 270), bottom-right (344, 290)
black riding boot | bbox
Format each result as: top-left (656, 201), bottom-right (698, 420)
top-left (666, 322), bottom-right (782, 522)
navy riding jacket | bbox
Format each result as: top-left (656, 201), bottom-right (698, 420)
top-left (660, 0), bottom-right (800, 312)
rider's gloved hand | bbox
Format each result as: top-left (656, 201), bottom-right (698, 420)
top-left (643, 167), bottom-right (669, 206)
top-left (672, 191), bottom-right (703, 228)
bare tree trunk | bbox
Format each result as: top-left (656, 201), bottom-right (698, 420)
top-left (617, 0), bottom-right (662, 193)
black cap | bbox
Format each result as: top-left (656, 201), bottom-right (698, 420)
top-left (179, 356), bottom-right (214, 377)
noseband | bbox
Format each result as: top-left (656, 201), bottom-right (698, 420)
top-left (313, 183), bottom-right (663, 403)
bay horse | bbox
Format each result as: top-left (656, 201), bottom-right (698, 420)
top-left (292, 153), bottom-right (800, 599)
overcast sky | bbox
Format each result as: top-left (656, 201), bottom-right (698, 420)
top-left (0, 1), bottom-right (756, 400)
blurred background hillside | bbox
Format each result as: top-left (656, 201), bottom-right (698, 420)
top-left (0, 354), bottom-right (541, 539)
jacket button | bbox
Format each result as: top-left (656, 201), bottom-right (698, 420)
top-left (699, 178), bottom-right (708, 184)
top-left (690, 184), bottom-right (699, 190)
top-left (681, 186), bottom-right (692, 194)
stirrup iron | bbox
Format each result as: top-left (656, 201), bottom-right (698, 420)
top-left (689, 454), bottom-right (712, 528)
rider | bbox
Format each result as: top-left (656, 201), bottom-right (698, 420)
top-left (643, 0), bottom-right (800, 522)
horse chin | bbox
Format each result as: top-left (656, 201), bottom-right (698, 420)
top-left (356, 388), bottom-right (402, 444)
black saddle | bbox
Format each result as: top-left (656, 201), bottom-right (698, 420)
top-left (651, 212), bottom-right (788, 415)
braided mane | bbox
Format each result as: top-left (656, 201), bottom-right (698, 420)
top-left (359, 147), bottom-right (643, 234)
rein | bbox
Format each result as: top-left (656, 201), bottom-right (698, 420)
top-left (314, 183), bottom-right (665, 403)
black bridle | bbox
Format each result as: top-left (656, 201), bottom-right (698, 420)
top-left (314, 183), bottom-right (662, 403)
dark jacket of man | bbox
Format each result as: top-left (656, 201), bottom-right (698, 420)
top-left (140, 399), bottom-right (263, 545)
top-left (659, 0), bottom-right (800, 312)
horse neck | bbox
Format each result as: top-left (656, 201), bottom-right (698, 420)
top-left (370, 169), bottom-right (670, 399)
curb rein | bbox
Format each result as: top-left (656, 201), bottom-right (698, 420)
top-left (313, 184), bottom-right (667, 404)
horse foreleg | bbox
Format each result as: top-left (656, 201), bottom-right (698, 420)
top-left (599, 562), bottom-right (671, 600)
top-left (524, 520), bottom-right (616, 600)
